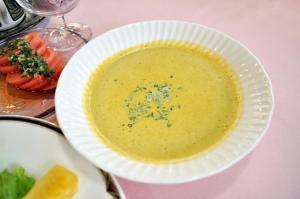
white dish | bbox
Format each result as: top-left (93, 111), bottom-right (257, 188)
top-left (55, 20), bottom-right (274, 184)
top-left (0, 116), bottom-right (124, 198)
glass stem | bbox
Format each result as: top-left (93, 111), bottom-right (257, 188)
top-left (56, 15), bottom-right (68, 29)
top-left (55, 15), bottom-right (88, 43)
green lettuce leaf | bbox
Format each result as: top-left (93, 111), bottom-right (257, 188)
top-left (0, 167), bottom-right (35, 199)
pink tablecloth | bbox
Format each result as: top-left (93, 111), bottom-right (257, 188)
top-left (63, 0), bottom-right (300, 198)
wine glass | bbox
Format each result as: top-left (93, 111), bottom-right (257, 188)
top-left (15, 0), bottom-right (92, 51)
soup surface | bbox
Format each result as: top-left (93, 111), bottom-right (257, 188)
top-left (84, 42), bottom-right (241, 163)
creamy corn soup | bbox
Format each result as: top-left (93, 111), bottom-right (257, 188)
top-left (84, 42), bottom-right (241, 163)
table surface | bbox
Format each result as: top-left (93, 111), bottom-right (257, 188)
top-left (47, 0), bottom-right (300, 198)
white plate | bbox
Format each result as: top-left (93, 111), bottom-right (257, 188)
top-left (0, 116), bottom-right (124, 198)
top-left (55, 20), bottom-right (274, 184)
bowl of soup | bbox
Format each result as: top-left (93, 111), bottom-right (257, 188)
top-left (55, 21), bottom-right (274, 183)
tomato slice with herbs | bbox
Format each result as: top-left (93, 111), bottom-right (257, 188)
top-left (52, 64), bottom-right (64, 80)
top-left (0, 64), bottom-right (19, 73)
top-left (6, 72), bottom-right (32, 85)
top-left (42, 80), bottom-right (57, 91)
top-left (29, 36), bottom-right (43, 51)
top-left (0, 54), bottom-right (9, 65)
top-left (49, 55), bottom-right (64, 79)
top-left (24, 32), bottom-right (40, 41)
top-left (42, 48), bottom-right (56, 66)
top-left (18, 75), bottom-right (46, 90)
top-left (28, 78), bottom-right (50, 91)
top-left (36, 41), bottom-right (47, 56)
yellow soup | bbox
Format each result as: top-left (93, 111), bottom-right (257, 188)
top-left (84, 42), bottom-right (241, 163)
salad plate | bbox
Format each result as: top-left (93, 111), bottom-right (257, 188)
top-left (0, 28), bottom-right (85, 118)
top-left (0, 116), bottom-right (125, 198)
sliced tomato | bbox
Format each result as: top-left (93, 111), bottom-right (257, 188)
top-left (28, 78), bottom-right (50, 91)
top-left (0, 54), bottom-right (9, 65)
top-left (0, 64), bottom-right (18, 73)
top-left (0, 49), bottom-right (21, 66)
top-left (48, 55), bottom-right (64, 79)
top-left (18, 75), bottom-right (46, 90)
top-left (29, 36), bottom-right (43, 51)
top-left (42, 80), bottom-right (57, 91)
top-left (36, 41), bottom-right (47, 56)
top-left (24, 32), bottom-right (40, 41)
top-left (42, 48), bottom-right (56, 66)
top-left (49, 55), bottom-right (61, 69)
top-left (53, 64), bottom-right (64, 80)
top-left (48, 56), bottom-right (59, 72)
top-left (6, 72), bottom-right (32, 85)
top-left (40, 47), bottom-right (64, 80)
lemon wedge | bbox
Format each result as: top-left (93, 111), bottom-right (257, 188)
top-left (23, 165), bottom-right (78, 199)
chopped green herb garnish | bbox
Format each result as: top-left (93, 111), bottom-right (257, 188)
top-left (0, 48), bottom-right (7, 56)
top-left (18, 53), bottom-right (54, 77)
top-left (8, 50), bottom-right (18, 64)
top-left (167, 123), bottom-right (172, 128)
top-left (124, 83), bottom-right (181, 127)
